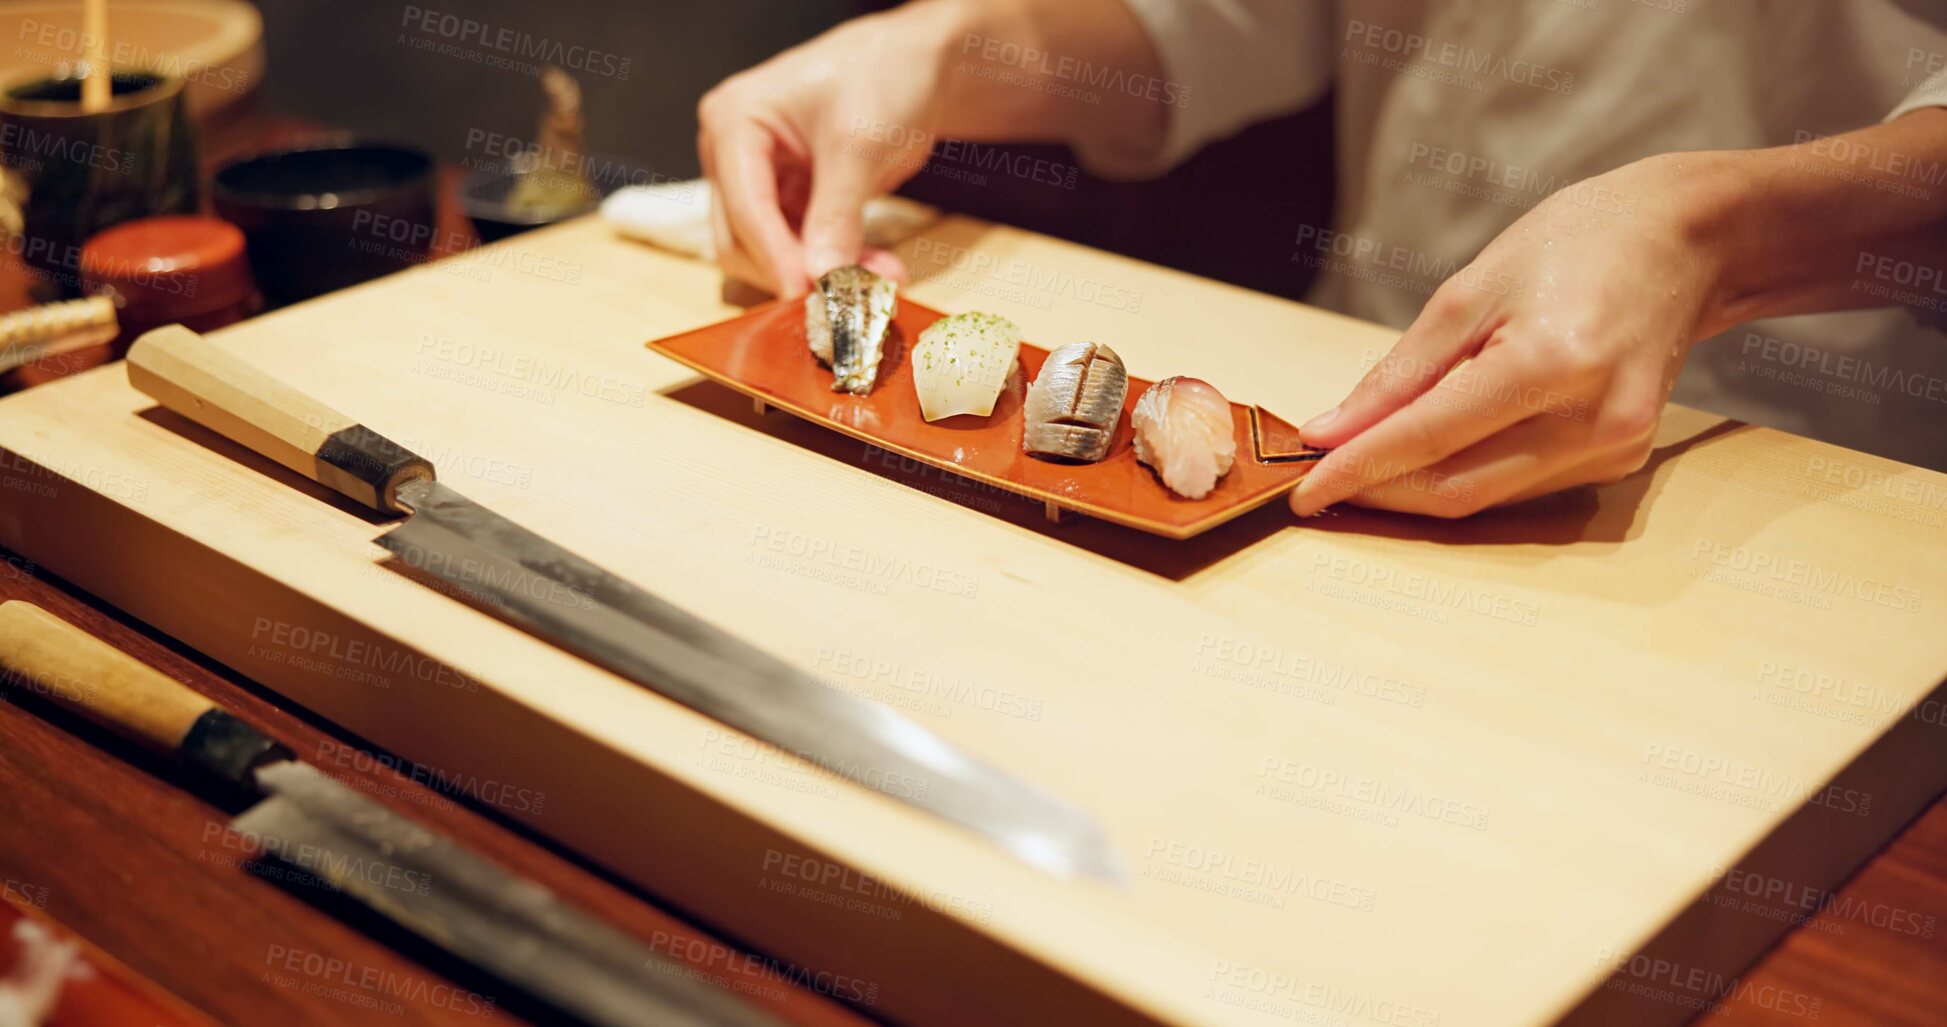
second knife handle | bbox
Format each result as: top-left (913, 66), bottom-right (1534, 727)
top-left (126, 324), bottom-right (434, 515)
top-left (0, 601), bottom-right (286, 787)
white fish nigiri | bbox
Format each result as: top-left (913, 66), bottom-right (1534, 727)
top-left (1131, 376), bottom-right (1236, 499)
top-left (910, 312), bottom-right (1020, 421)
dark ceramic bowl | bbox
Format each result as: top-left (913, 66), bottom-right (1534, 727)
top-left (212, 144), bottom-right (435, 308)
top-left (0, 70), bottom-right (198, 298)
top-left (457, 163), bottom-right (606, 243)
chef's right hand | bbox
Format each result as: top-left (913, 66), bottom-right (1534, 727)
top-left (697, 6), bottom-right (956, 295)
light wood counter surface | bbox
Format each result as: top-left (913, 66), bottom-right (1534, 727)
top-left (1, 215), bottom-right (1941, 1026)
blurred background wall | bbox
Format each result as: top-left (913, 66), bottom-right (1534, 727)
top-left (253, 0), bottom-right (1334, 300)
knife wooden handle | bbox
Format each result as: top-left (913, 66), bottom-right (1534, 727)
top-left (126, 324), bottom-right (434, 514)
top-left (0, 601), bottom-right (287, 788)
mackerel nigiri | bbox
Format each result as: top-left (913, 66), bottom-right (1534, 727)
top-left (1023, 342), bottom-right (1127, 463)
top-left (1131, 376), bottom-right (1236, 499)
top-left (805, 264), bottom-right (895, 394)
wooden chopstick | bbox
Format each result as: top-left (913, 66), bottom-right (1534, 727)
top-left (81, 0), bottom-right (110, 112)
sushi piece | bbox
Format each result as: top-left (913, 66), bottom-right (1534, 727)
top-left (1023, 342), bottom-right (1127, 462)
top-left (1131, 376), bottom-right (1237, 499)
top-left (911, 312), bottom-right (1020, 421)
top-left (804, 264), bottom-right (896, 394)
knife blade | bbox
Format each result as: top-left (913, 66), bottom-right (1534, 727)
top-left (0, 600), bottom-right (785, 1027)
top-left (124, 325), bottom-right (1122, 882)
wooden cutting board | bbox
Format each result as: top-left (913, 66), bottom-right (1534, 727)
top-left (1, 215), bottom-right (1942, 1027)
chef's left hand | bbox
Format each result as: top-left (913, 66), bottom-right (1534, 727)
top-left (1290, 152), bottom-right (1723, 517)
top-left (1293, 105), bottom-right (1947, 518)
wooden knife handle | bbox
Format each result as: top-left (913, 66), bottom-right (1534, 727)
top-left (0, 601), bottom-right (287, 788)
top-left (126, 324), bottom-right (435, 514)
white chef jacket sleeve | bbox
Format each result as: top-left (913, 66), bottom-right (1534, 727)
top-left (1887, 67), bottom-right (1947, 328)
top-left (1073, 0), bottom-right (1336, 179)
top-left (1885, 67), bottom-right (1947, 120)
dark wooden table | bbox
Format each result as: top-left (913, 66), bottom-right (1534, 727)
top-left (0, 560), bottom-right (877, 1027)
top-left (1, 108), bottom-right (1942, 1027)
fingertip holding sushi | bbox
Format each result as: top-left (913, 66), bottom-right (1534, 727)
top-left (1131, 376), bottom-right (1237, 500)
top-left (912, 312), bottom-right (1022, 421)
top-left (805, 264), bottom-right (896, 394)
top-left (1023, 342), bottom-right (1127, 463)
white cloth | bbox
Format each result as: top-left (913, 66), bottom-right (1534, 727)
top-left (601, 180), bottom-right (939, 260)
top-left (1087, 0), bottom-right (1947, 469)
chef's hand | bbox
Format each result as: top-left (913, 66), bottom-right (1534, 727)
top-left (696, 8), bottom-right (947, 294)
top-left (1293, 107), bottom-right (1947, 518)
top-left (1290, 155), bottom-right (1709, 517)
top-left (698, 0), bottom-right (1165, 295)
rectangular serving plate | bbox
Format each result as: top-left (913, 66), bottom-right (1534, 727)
top-left (648, 297), bottom-right (1320, 539)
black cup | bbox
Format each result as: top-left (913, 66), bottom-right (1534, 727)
top-left (458, 164), bottom-right (600, 243)
top-left (0, 70), bottom-right (199, 298)
top-left (212, 144), bottom-right (436, 308)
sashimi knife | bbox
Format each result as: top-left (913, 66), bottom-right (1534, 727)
top-left (0, 600), bottom-right (784, 1027)
top-left (125, 325), bottom-right (1121, 882)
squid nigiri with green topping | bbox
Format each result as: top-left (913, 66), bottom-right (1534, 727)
top-left (910, 312), bottom-right (1021, 421)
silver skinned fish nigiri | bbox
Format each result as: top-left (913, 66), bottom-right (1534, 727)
top-left (1023, 342), bottom-right (1127, 462)
top-left (805, 264), bottom-right (896, 394)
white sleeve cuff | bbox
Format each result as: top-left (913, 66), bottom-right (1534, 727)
top-left (1074, 0), bottom-right (1335, 180)
top-left (1886, 67), bottom-right (1947, 121)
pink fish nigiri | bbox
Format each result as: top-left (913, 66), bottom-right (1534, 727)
top-left (1131, 376), bottom-right (1236, 499)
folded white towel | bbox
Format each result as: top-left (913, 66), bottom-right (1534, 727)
top-left (600, 179), bottom-right (939, 259)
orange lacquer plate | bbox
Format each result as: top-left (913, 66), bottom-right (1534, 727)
top-left (648, 298), bottom-right (1322, 540)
